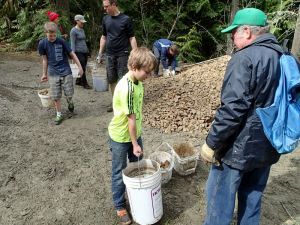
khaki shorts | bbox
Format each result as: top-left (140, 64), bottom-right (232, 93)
top-left (48, 75), bottom-right (74, 100)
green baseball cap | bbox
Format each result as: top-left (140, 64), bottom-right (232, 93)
top-left (221, 8), bottom-right (268, 33)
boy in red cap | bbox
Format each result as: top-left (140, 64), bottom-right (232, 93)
top-left (47, 11), bottom-right (68, 40)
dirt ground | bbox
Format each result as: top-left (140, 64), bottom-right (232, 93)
top-left (0, 52), bottom-right (299, 225)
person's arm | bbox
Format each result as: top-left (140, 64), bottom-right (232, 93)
top-left (69, 51), bottom-right (83, 77)
top-left (127, 114), bottom-right (143, 157)
top-left (129, 36), bottom-right (137, 50)
top-left (70, 29), bottom-right (76, 52)
top-left (206, 54), bottom-right (254, 152)
top-left (97, 35), bottom-right (106, 63)
top-left (41, 55), bottom-right (48, 82)
top-left (171, 57), bottom-right (177, 71)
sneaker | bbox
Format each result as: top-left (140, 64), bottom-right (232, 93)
top-left (116, 209), bottom-right (131, 225)
top-left (68, 101), bottom-right (74, 113)
top-left (54, 115), bottom-right (63, 125)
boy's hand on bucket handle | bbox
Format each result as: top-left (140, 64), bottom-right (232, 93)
top-left (133, 144), bottom-right (143, 157)
top-left (41, 74), bottom-right (48, 82)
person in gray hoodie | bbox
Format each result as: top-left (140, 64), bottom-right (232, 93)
top-left (70, 15), bottom-right (92, 89)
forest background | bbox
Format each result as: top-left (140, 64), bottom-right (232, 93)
top-left (0, 0), bottom-right (299, 62)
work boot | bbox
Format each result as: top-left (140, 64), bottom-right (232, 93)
top-left (75, 78), bottom-right (83, 86)
top-left (83, 84), bottom-right (92, 89)
top-left (107, 104), bottom-right (113, 112)
top-left (116, 209), bottom-right (132, 225)
top-left (54, 115), bottom-right (63, 125)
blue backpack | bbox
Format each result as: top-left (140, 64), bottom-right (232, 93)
top-left (256, 52), bottom-right (300, 154)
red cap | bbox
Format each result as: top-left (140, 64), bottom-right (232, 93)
top-left (47, 11), bottom-right (59, 22)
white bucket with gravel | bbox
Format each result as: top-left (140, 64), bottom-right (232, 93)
top-left (123, 159), bottom-right (163, 225)
top-left (38, 89), bottom-right (54, 108)
top-left (149, 142), bottom-right (174, 184)
top-left (70, 63), bottom-right (79, 78)
top-left (172, 143), bottom-right (198, 176)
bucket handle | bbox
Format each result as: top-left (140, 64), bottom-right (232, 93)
top-left (155, 142), bottom-right (174, 155)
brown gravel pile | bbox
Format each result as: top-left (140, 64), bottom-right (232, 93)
top-left (143, 55), bottom-right (230, 135)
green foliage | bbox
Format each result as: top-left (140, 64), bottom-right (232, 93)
top-left (0, 0), bottom-right (298, 62)
top-left (12, 8), bottom-right (48, 50)
top-left (176, 26), bottom-right (204, 63)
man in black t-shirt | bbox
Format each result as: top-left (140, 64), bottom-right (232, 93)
top-left (97, 0), bottom-right (137, 112)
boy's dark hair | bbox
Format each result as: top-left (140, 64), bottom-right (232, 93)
top-left (169, 44), bottom-right (179, 55)
top-left (128, 47), bottom-right (157, 72)
top-left (107, 0), bottom-right (118, 6)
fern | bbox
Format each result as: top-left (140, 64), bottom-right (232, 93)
top-left (176, 26), bottom-right (204, 63)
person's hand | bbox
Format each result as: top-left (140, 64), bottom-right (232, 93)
top-left (133, 144), bottom-right (143, 157)
top-left (41, 74), bottom-right (48, 82)
top-left (78, 68), bottom-right (84, 77)
top-left (200, 142), bottom-right (220, 166)
top-left (63, 34), bottom-right (68, 39)
top-left (171, 70), bottom-right (176, 76)
top-left (163, 69), bottom-right (171, 77)
top-left (96, 53), bottom-right (103, 64)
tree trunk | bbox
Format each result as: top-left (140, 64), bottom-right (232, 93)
top-left (226, 0), bottom-right (239, 55)
top-left (291, 6), bottom-right (300, 60)
top-left (55, 0), bottom-right (70, 16)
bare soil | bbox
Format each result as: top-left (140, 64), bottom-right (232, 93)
top-left (0, 52), bottom-right (299, 225)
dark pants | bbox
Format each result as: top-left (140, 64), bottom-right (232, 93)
top-left (153, 46), bottom-right (160, 76)
top-left (203, 163), bottom-right (271, 225)
top-left (109, 137), bottom-right (143, 210)
top-left (106, 55), bottom-right (128, 84)
top-left (75, 52), bottom-right (88, 85)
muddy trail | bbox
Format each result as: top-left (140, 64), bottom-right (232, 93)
top-left (0, 52), bottom-right (299, 225)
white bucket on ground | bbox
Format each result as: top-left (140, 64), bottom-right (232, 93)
top-left (70, 63), bottom-right (79, 78)
top-left (123, 159), bottom-right (163, 225)
top-left (149, 142), bottom-right (174, 184)
top-left (92, 68), bottom-right (108, 92)
top-left (172, 143), bottom-right (198, 176)
top-left (38, 89), bottom-right (54, 108)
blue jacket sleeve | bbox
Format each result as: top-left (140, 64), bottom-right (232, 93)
top-left (206, 54), bottom-right (254, 151)
top-left (171, 57), bottom-right (177, 70)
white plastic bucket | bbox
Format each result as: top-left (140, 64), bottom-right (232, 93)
top-left (92, 75), bottom-right (108, 92)
top-left (38, 89), bottom-right (54, 108)
top-left (172, 143), bottom-right (198, 176)
top-left (149, 142), bottom-right (174, 184)
top-left (70, 63), bottom-right (79, 78)
top-left (123, 159), bottom-right (163, 225)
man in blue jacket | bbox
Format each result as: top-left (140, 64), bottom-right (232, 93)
top-left (152, 38), bottom-right (179, 77)
top-left (200, 8), bottom-right (282, 225)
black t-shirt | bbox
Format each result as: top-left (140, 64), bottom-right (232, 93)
top-left (102, 13), bottom-right (135, 56)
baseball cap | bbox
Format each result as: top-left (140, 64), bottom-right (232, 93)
top-left (47, 11), bottom-right (59, 22)
top-left (74, 15), bottom-right (87, 23)
top-left (221, 8), bottom-right (268, 33)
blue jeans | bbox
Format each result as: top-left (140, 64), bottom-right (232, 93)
top-left (109, 137), bottom-right (143, 210)
top-left (203, 163), bottom-right (271, 225)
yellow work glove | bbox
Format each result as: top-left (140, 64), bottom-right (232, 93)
top-left (200, 143), bottom-right (220, 166)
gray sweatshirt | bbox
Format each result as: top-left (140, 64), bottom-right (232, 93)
top-left (70, 27), bottom-right (89, 53)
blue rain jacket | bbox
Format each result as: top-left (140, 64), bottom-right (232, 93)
top-left (153, 39), bottom-right (177, 70)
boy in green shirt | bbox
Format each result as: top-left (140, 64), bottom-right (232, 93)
top-left (108, 47), bottom-right (157, 225)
